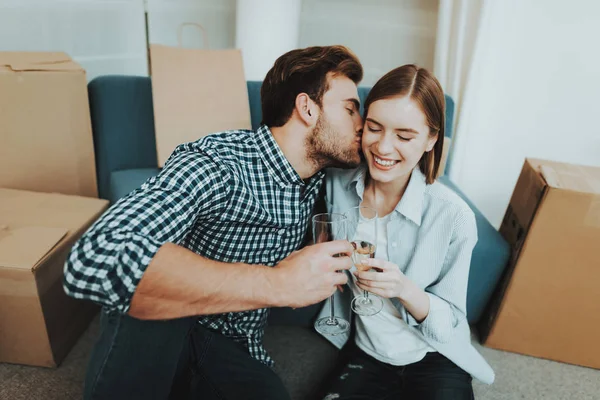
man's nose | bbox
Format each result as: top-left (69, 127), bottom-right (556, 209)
top-left (355, 116), bottom-right (364, 133)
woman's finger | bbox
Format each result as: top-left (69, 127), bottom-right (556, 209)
top-left (356, 281), bottom-right (393, 298)
top-left (357, 279), bottom-right (395, 290)
top-left (361, 258), bottom-right (399, 273)
top-left (360, 257), bottom-right (384, 268)
top-left (355, 270), bottom-right (395, 282)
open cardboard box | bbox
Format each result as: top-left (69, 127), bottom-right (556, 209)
top-left (0, 188), bottom-right (108, 367)
top-left (480, 158), bottom-right (600, 369)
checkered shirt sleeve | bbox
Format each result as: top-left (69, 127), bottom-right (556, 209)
top-left (63, 150), bottom-right (231, 313)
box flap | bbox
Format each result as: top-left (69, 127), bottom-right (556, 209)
top-left (0, 188), bottom-right (108, 233)
top-left (529, 158), bottom-right (600, 195)
top-left (0, 225), bottom-right (68, 270)
top-left (0, 51), bottom-right (83, 72)
top-left (0, 188), bottom-right (108, 271)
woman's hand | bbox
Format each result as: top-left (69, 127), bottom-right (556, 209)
top-left (354, 258), bottom-right (409, 299)
top-left (355, 258), bottom-right (430, 322)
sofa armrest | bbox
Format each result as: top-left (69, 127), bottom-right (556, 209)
top-left (438, 176), bottom-right (510, 324)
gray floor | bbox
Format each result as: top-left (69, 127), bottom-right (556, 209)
top-left (1, 316), bottom-right (599, 400)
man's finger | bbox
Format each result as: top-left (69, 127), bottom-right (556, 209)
top-left (334, 274), bottom-right (348, 287)
top-left (330, 256), bottom-right (353, 271)
top-left (319, 240), bottom-right (353, 256)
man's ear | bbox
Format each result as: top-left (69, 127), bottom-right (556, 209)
top-left (295, 93), bottom-right (317, 126)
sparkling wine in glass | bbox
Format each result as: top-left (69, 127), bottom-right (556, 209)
top-left (346, 206), bottom-right (384, 316)
top-left (313, 213), bottom-right (351, 336)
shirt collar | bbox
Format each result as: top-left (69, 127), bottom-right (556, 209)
top-left (348, 165), bottom-right (426, 226)
top-left (347, 166), bottom-right (368, 200)
top-left (396, 168), bottom-right (426, 226)
top-left (255, 125), bottom-right (324, 188)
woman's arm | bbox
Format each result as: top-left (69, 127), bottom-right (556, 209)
top-left (356, 209), bottom-right (477, 343)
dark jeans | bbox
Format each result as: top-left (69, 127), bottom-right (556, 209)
top-left (84, 309), bottom-right (289, 400)
top-left (321, 345), bottom-right (474, 400)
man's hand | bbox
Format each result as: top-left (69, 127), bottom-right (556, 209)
top-left (270, 240), bottom-right (353, 308)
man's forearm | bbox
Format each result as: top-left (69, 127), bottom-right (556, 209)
top-left (128, 242), bottom-right (285, 320)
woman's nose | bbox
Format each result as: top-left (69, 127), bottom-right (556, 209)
top-left (376, 134), bottom-right (394, 154)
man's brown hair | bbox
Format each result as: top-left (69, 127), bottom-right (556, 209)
top-left (261, 45), bottom-right (363, 127)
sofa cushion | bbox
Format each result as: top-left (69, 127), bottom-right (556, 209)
top-left (264, 325), bottom-right (340, 400)
top-left (268, 303), bottom-right (326, 327)
top-left (109, 168), bottom-right (160, 204)
top-left (438, 176), bottom-right (510, 323)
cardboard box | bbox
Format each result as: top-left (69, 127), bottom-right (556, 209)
top-left (0, 188), bottom-right (108, 367)
top-left (150, 44), bottom-right (252, 167)
top-left (0, 52), bottom-right (98, 197)
top-left (479, 158), bottom-right (600, 368)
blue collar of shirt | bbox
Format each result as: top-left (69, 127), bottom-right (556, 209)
top-left (255, 125), bottom-right (324, 188)
top-left (347, 165), bottom-right (426, 226)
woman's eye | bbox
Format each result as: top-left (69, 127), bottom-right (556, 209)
top-left (346, 108), bottom-right (355, 116)
top-left (397, 135), bottom-right (411, 141)
top-left (367, 125), bottom-right (381, 132)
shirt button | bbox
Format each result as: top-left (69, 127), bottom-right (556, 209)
top-left (391, 242), bottom-right (398, 247)
top-left (278, 228), bottom-right (286, 235)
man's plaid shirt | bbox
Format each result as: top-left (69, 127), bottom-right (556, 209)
top-left (64, 125), bottom-right (325, 366)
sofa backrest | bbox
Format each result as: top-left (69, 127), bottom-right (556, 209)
top-left (88, 76), bottom-right (455, 199)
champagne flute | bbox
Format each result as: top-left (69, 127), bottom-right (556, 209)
top-left (345, 206), bottom-right (384, 316)
top-left (313, 213), bottom-right (351, 336)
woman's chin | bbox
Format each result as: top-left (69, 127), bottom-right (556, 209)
top-left (367, 167), bottom-right (397, 183)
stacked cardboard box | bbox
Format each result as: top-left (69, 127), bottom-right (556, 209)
top-left (0, 52), bottom-right (108, 367)
top-left (0, 52), bottom-right (97, 197)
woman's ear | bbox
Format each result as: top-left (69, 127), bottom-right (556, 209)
top-left (425, 133), bottom-right (438, 152)
top-left (295, 93), bottom-right (317, 126)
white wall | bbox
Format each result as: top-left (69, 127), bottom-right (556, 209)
top-left (147, 0), bottom-right (438, 84)
top-left (235, 0), bottom-right (301, 81)
top-left (449, 0), bottom-right (600, 227)
top-left (0, 0), bottom-right (438, 85)
top-left (0, 0), bottom-right (148, 81)
top-left (299, 0), bottom-right (439, 85)
top-left (146, 0), bottom-right (235, 49)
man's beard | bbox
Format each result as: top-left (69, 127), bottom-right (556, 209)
top-left (305, 114), bottom-right (361, 170)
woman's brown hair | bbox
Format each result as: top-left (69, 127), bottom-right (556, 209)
top-left (261, 45), bottom-right (363, 127)
top-left (363, 64), bottom-right (445, 184)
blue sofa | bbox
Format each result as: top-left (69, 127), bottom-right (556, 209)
top-left (87, 76), bottom-right (509, 398)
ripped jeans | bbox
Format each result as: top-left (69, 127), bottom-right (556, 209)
top-left (321, 345), bottom-right (473, 400)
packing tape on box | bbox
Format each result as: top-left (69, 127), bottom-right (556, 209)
top-left (540, 165), bottom-right (561, 187)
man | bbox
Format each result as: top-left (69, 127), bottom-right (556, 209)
top-left (64, 45), bottom-right (364, 400)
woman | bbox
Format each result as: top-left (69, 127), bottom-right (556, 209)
top-left (318, 64), bottom-right (494, 400)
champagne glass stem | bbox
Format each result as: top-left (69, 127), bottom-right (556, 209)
top-left (363, 290), bottom-right (369, 300)
top-left (328, 294), bottom-right (336, 324)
